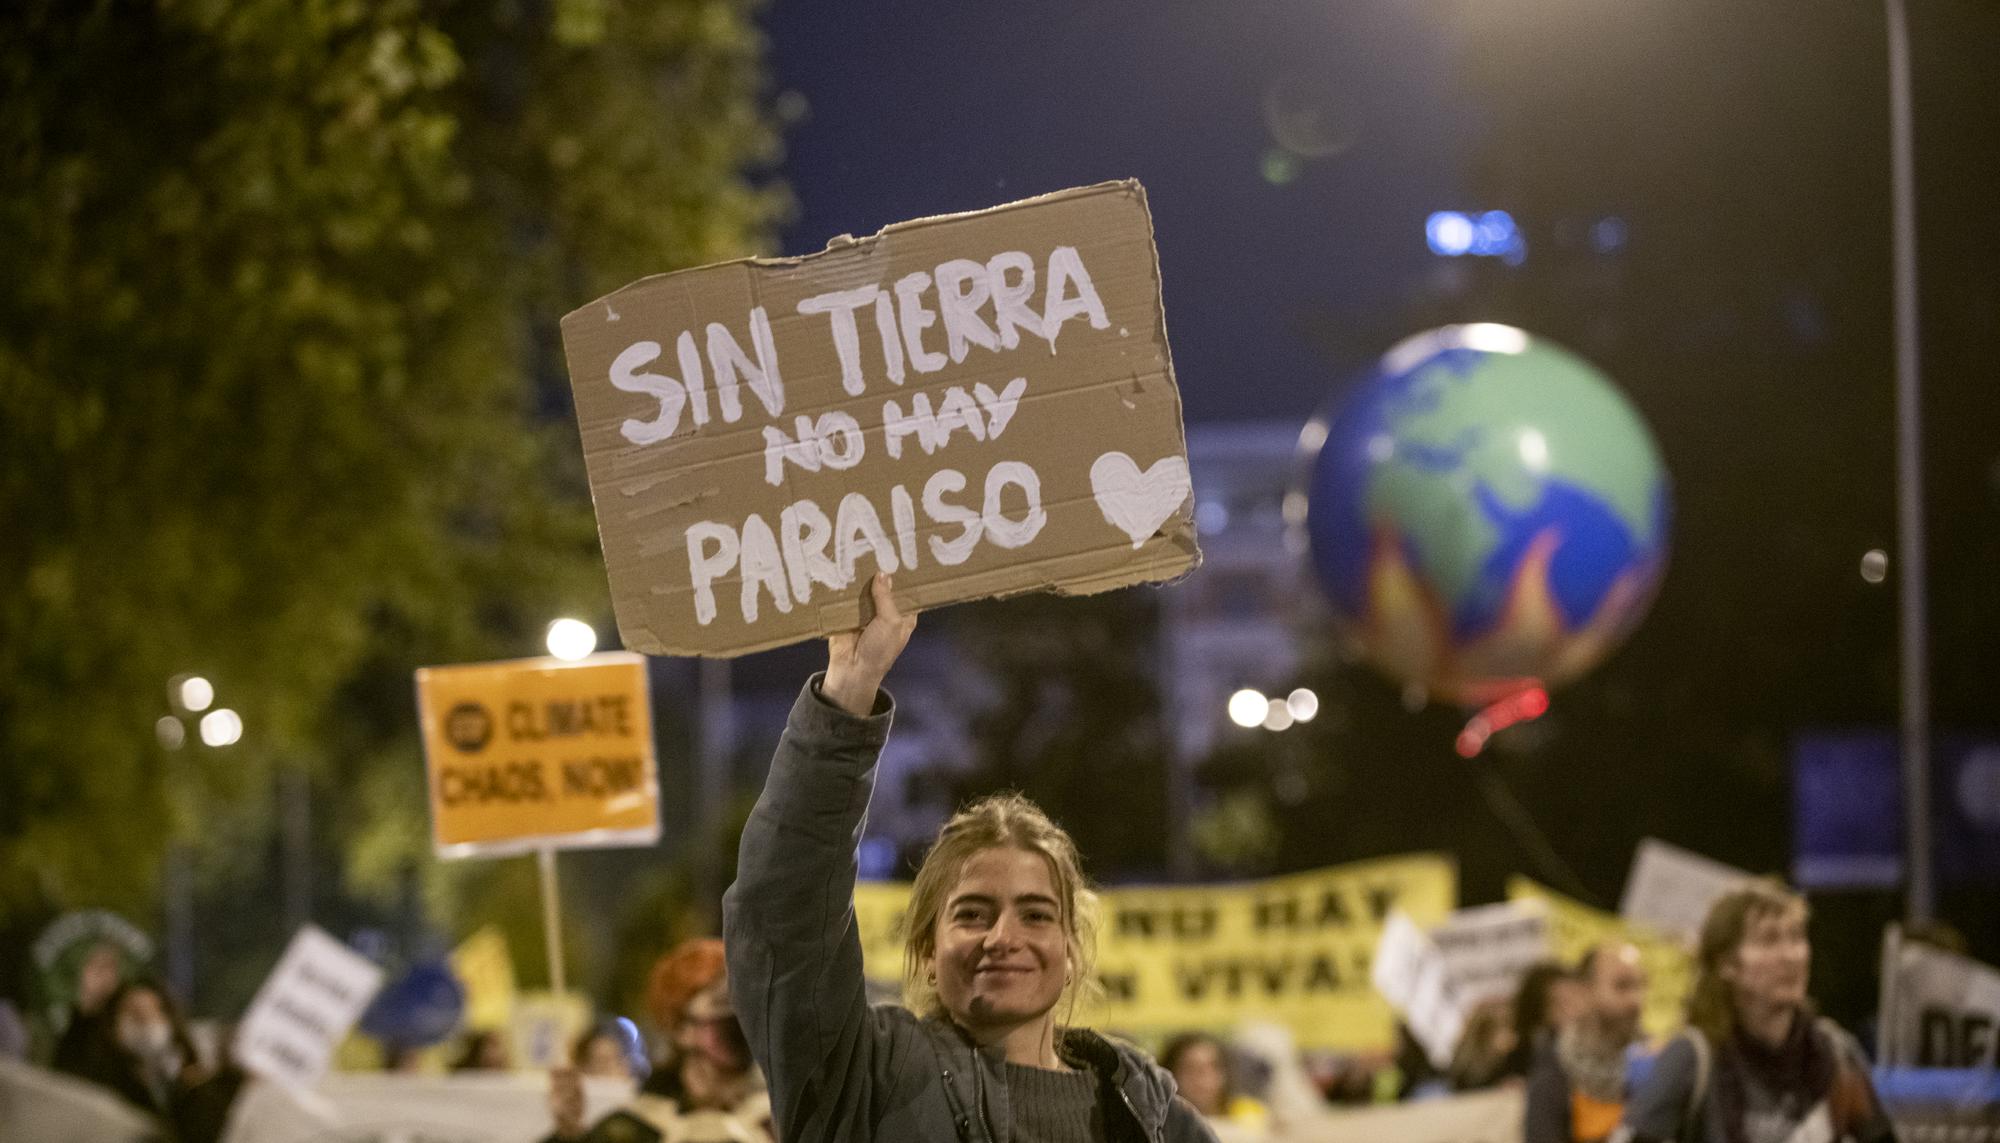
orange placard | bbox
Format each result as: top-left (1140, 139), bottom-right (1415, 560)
top-left (415, 653), bottom-right (659, 858)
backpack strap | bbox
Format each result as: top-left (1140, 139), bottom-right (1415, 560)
top-left (1680, 1028), bottom-right (1713, 1143)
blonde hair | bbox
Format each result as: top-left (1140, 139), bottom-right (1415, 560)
top-left (898, 792), bottom-right (1103, 1022)
top-left (1686, 877), bottom-right (1809, 1043)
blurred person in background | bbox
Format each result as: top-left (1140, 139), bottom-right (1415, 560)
top-left (546, 937), bottom-right (768, 1142)
top-left (64, 977), bottom-right (207, 1129)
top-left (1525, 941), bottom-right (1646, 1143)
top-left (452, 1028), bottom-right (512, 1072)
top-left (51, 940), bottom-right (128, 1074)
top-left (0, 999), bottom-right (27, 1061)
top-left (1503, 959), bottom-right (1584, 1080)
top-left (1620, 879), bottom-right (1895, 1143)
top-left (1160, 1032), bottom-right (1270, 1142)
top-left (1449, 996), bottom-right (1521, 1091)
top-left (573, 1021), bottom-right (645, 1081)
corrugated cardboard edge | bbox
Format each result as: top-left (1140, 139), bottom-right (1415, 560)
top-left (560, 179), bottom-right (1203, 655)
top-left (560, 180), bottom-right (1147, 326)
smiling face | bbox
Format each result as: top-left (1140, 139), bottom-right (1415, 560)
top-left (1722, 902), bottom-right (1811, 1013)
top-left (928, 846), bottom-right (1071, 1037)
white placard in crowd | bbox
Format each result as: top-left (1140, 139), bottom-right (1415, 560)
top-left (233, 926), bottom-right (384, 1091)
top-left (222, 1071), bottom-right (636, 1143)
top-left (1371, 910), bottom-right (1465, 1069)
top-left (1432, 899), bottom-right (1551, 1006)
top-left (1618, 837), bottom-right (1752, 945)
top-left (0, 1058), bottom-right (159, 1143)
top-left (1878, 925), bottom-right (2000, 1070)
top-left (1292, 1085), bottom-right (1523, 1143)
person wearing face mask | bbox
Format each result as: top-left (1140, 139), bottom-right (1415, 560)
top-left (1619, 880), bottom-right (1896, 1143)
top-left (723, 575), bottom-right (1218, 1143)
top-left (71, 978), bottom-right (205, 1129)
top-left (545, 938), bottom-right (770, 1143)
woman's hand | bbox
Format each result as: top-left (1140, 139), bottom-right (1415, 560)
top-left (548, 1065), bottom-right (586, 1141)
top-left (822, 574), bottom-right (917, 717)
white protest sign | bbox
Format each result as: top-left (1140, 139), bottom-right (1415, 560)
top-left (233, 926), bottom-right (384, 1090)
top-left (560, 181), bottom-right (1199, 658)
top-left (1878, 925), bottom-right (2000, 1070)
top-left (223, 1071), bottom-right (636, 1143)
top-left (0, 1057), bottom-right (159, 1143)
top-left (1618, 837), bottom-right (1752, 946)
top-left (1371, 910), bottom-right (1465, 1069)
top-left (1291, 1085), bottom-right (1522, 1143)
top-left (1431, 899), bottom-right (1552, 1007)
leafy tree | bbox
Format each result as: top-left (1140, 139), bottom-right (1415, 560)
top-left (0, 0), bottom-right (786, 985)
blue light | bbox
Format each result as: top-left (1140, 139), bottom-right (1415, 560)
top-left (1472, 210), bottom-right (1517, 256)
top-left (1426, 211), bottom-right (1475, 256)
top-left (1591, 216), bottom-right (1628, 252)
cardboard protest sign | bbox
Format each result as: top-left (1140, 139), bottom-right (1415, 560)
top-left (415, 653), bottom-right (658, 858)
top-left (856, 853), bottom-right (1456, 1051)
top-left (234, 926), bottom-right (384, 1090)
top-left (560, 180), bottom-right (1200, 657)
top-left (1619, 837), bottom-right (1752, 946)
top-left (1878, 925), bottom-right (2000, 1069)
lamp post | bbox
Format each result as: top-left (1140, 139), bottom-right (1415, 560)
top-left (1884, 0), bottom-right (1932, 927)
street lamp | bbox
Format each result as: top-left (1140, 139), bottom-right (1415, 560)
top-left (1227, 688), bottom-right (1269, 729)
top-left (159, 674), bottom-right (242, 1006)
top-left (546, 618), bottom-right (597, 661)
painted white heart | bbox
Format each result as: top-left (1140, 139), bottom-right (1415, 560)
top-left (1090, 451), bottom-right (1192, 550)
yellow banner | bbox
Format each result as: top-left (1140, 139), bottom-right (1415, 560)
top-left (415, 653), bottom-right (659, 857)
top-left (855, 853), bottom-right (1456, 1051)
top-left (1506, 877), bottom-right (1693, 1042)
top-left (450, 926), bottom-right (518, 1032)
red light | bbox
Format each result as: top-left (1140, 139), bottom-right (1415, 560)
top-left (1457, 687), bottom-right (1550, 758)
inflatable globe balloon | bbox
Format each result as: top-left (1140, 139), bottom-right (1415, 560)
top-left (1297, 324), bottom-right (1670, 706)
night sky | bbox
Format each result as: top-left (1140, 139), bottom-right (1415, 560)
top-left (765, 0), bottom-right (1472, 425)
top-left (758, 0), bottom-right (2000, 992)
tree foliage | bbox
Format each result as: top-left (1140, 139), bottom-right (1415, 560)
top-left (0, 0), bottom-right (786, 936)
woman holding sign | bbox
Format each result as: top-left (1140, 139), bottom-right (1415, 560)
top-left (723, 575), bottom-right (1216, 1143)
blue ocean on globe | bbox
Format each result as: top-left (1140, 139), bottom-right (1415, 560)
top-left (1299, 325), bottom-right (1671, 705)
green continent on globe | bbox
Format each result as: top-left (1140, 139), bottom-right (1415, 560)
top-left (1364, 344), bottom-right (1665, 615)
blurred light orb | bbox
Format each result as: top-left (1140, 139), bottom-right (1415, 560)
top-left (546, 618), bottom-right (597, 661)
top-left (176, 675), bottom-right (214, 713)
top-left (155, 716), bottom-right (186, 751)
top-left (1860, 549), bottom-right (1888, 584)
top-left (1426, 212), bottom-right (1475, 256)
top-left (1286, 688), bottom-right (1320, 722)
top-left (1296, 324), bottom-right (1672, 706)
top-left (1227, 689), bottom-right (1269, 729)
top-left (1262, 699), bottom-right (1296, 732)
top-left (199, 708), bottom-right (243, 747)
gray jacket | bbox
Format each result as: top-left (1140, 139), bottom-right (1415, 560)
top-left (723, 678), bottom-right (1217, 1143)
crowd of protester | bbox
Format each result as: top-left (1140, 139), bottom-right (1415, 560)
top-left (0, 584), bottom-right (1944, 1141)
top-left (0, 884), bottom-right (1911, 1143)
